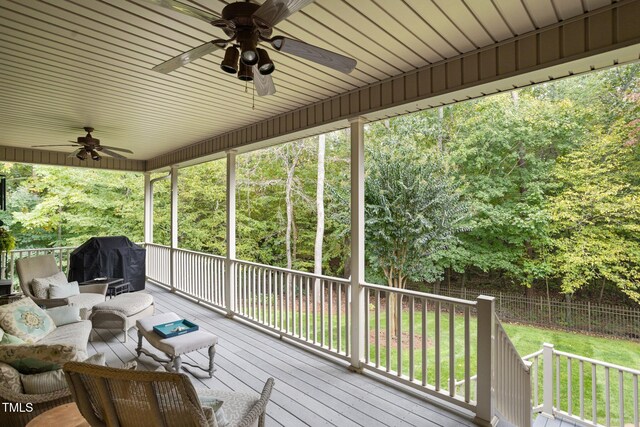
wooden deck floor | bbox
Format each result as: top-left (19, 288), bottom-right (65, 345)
top-left (87, 283), bottom-right (476, 427)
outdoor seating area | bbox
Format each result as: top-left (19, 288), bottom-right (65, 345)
top-left (1, 1), bottom-right (639, 426)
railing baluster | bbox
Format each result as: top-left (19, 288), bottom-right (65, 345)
top-left (328, 281), bottom-right (333, 349)
top-left (337, 282), bottom-right (342, 352)
top-left (579, 360), bottom-right (584, 419)
top-left (305, 277), bottom-right (310, 340)
top-left (375, 290), bottom-right (380, 368)
top-left (312, 277), bottom-right (317, 343)
top-left (435, 300), bottom-right (441, 391)
top-left (464, 306), bottom-right (470, 402)
top-left (556, 354), bottom-right (561, 410)
top-left (568, 357), bottom-right (572, 416)
top-left (364, 287), bottom-right (370, 363)
top-left (619, 370), bottom-right (624, 427)
top-left (593, 363), bottom-right (598, 424)
top-left (409, 296), bottom-right (414, 382)
top-left (320, 279), bottom-right (325, 347)
top-left (606, 366), bottom-right (611, 426)
top-left (633, 374), bottom-right (638, 427)
top-left (298, 275), bottom-right (302, 338)
top-left (386, 291), bottom-right (391, 372)
top-left (449, 302), bottom-right (455, 397)
top-left (394, 294), bottom-right (401, 376)
top-left (422, 298), bottom-right (427, 387)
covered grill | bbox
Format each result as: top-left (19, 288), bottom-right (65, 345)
top-left (68, 236), bottom-right (146, 292)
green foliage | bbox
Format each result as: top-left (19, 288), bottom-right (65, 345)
top-left (0, 228), bottom-right (15, 253)
top-left (365, 143), bottom-right (469, 286)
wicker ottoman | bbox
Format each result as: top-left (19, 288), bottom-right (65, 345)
top-left (136, 312), bottom-right (217, 377)
top-left (90, 293), bottom-right (155, 343)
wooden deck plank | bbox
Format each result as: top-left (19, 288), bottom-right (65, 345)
top-left (87, 283), bottom-right (475, 426)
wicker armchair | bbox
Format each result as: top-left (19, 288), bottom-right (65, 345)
top-left (63, 362), bottom-right (274, 427)
top-left (0, 384), bottom-right (72, 427)
top-left (16, 254), bottom-right (107, 315)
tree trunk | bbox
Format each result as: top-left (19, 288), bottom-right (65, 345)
top-left (437, 106), bottom-right (445, 152)
top-left (598, 277), bottom-right (606, 304)
top-left (314, 134), bottom-right (326, 303)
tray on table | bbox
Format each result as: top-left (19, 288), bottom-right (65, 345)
top-left (153, 319), bottom-right (199, 338)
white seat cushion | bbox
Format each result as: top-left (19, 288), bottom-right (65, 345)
top-left (94, 293), bottom-right (154, 316)
top-left (137, 312), bottom-right (217, 356)
top-left (198, 389), bottom-right (259, 427)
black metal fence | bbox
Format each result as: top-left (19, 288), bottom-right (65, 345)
top-left (431, 287), bottom-right (640, 339)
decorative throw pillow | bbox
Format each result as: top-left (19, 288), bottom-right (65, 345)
top-left (200, 398), bottom-right (228, 427)
top-left (0, 332), bottom-right (26, 345)
top-left (0, 343), bottom-right (79, 374)
top-left (0, 361), bottom-right (23, 394)
top-left (30, 271), bottom-right (68, 299)
top-left (0, 298), bottom-right (56, 343)
top-left (49, 281), bottom-right (80, 299)
top-left (21, 368), bottom-right (67, 394)
top-left (45, 306), bottom-right (81, 326)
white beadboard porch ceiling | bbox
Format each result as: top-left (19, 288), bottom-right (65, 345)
top-left (0, 0), bottom-right (617, 160)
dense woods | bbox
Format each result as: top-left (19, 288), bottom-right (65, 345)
top-left (2, 64), bottom-right (638, 304)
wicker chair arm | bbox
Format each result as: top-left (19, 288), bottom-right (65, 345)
top-left (0, 384), bottom-right (71, 404)
top-left (238, 377), bottom-right (274, 427)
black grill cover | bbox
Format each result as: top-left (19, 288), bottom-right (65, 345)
top-left (68, 236), bottom-right (146, 292)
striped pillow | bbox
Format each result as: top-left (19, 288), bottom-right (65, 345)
top-left (21, 369), bottom-right (67, 394)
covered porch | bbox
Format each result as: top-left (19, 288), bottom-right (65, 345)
top-left (2, 1), bottom-right (640, 426)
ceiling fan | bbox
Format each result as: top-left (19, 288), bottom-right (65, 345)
top-left (148, 0), bottom-right (357, 96)
top-left (32, 127), bottom-right (134, 161)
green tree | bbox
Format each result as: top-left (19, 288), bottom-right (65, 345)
top-left (365, 144), bottom-right (468, 333)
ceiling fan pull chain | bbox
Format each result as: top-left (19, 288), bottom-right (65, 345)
top-left (252, 81), bottom-right (256, 110)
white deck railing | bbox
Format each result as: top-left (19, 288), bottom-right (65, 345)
top-left (11, 244), bottom-right (536, 424)
top-left (360, 283), bottom-right (494, 416)
top-left (5, 246), bottom-right (76, 283)
top-left (524, 344), bottom-right (640, 427)
top-left (234, 259), bottom-right (351, 359)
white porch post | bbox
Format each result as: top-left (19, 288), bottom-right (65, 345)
top-left (349, 116), bottom-right (366, 371)
top-left (542, 343), bottom-right (555, 417)
top-left (476, 295), bottom-right (496, 426)
top-left (143, 172), bottom-right (153, 244)
top-left (225, 150), bottom-right (237, 318)
top-left (170, 165), bottom-right (179, 292)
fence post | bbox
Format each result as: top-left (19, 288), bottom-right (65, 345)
top-left (476, 295), bottom-right (495, 426)
top-left (588, 302), bottom-right (591, 333)
top-left (542, 343), bottom-right (554, 418)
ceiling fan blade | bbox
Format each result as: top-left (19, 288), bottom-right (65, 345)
top-left (141, 0), bottom-right (218, 23)
top-left (100, 145), bottom-right (134, 154)
top-left (253, 0), bottom-right (315, 27)
top-left (100, 148), bottom-right (128, 160)
top-left (253, 68), bottom-right (277, 96)
top-left (271, 37), bottom-right (356, 74)
top-left (32, 144), bottom-right (80, 148)
top-left (152, 39), bottom-right (227, 73)
top-left (68, 149), bottom-right (81, 158)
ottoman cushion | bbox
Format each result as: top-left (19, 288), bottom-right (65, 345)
top-left (137, 313), bottom-right (218, 356)
top-left (94, 293), bottom-right (154, 316)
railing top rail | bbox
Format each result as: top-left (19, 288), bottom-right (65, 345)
top-left (522, 349), bottom-right (544, 360)
top-left (11, 246), bottom-right (77, 252)
top-left (553, 349), bottom-right (640, 375)
top-left (234, 258), bottom-right (351, 284)
top-left (145, 243), bottom-right (226, 260)
top-left (145, 243), bottom-right (170, 248)
top-left (362, 282), bottom-right (477, 307)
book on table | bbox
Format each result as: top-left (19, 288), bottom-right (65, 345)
top-left (153, 319), bottom-right (199, 338)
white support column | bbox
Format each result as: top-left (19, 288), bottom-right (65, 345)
top-left (476, 295), bottom-right (496, 426)
top-left (143, 172), bottom-right (153, 244)
top-left (542, 343), bottom-right (555, 418)
top-left (225, 150), bottom-right (237, 318)
top-left (349, 117), bottom-right (366, 371)
top-left (170, 165), bottom-right (179, 292)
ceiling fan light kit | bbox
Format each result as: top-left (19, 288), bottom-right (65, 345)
top-left (149, 0), bottom-right (357, 97)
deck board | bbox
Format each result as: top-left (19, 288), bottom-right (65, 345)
top-left (87, 283), bottom-right (476, 427)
